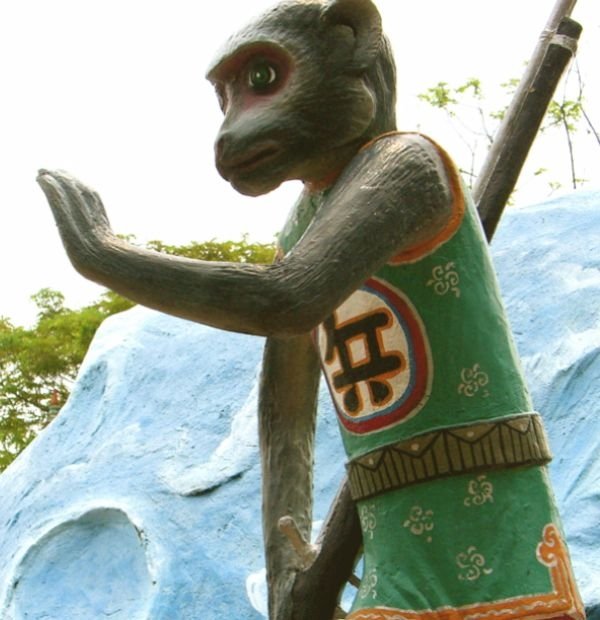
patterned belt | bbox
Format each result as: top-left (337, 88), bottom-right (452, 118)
top-left (346, 413), bottom-right (552, 502)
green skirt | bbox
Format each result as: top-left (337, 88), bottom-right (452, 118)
top-left (348, 466), bottom-right (584, 620)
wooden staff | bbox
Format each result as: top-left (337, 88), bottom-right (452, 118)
top-left (474, 0), bottom-right (582, 239)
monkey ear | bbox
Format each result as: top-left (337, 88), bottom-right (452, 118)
top-left (322, 0), bottom-right (383, 73)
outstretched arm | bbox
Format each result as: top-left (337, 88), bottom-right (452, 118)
top-left (38, 134), bottom-right (453, 337)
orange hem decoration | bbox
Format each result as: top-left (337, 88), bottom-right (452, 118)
top-left (347, 524), bottom-right (584, 620)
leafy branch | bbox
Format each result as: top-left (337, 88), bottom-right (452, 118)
top-left (418, 65), bottom-right (599, 197)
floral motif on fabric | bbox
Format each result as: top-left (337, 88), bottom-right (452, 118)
top-left (427, 262), bottom-right (461, 298)
top-left (359, 567), bottom-right (378, 600)
top-left (359, 504), bottom-right (377, 540)
top-left (456, 546), bottom-right (494, 582)
top-left (403, 505), bottom-right (434, 543)
top-left (464, 475), bottom-right (494, 507)
top-left (458, 363), bottom-right (490, 398)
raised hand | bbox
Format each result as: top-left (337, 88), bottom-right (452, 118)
top-left (37, 170), bottom-right (115, 276)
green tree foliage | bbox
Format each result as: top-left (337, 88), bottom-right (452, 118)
top-left (0, 237), bottom-right (275, 471)
top-left (0, 289), bottom-right (134, 470)
top-left (146, 235), bottom-right (276, 263)
top-left (418, 69), bottom-right (598, 194)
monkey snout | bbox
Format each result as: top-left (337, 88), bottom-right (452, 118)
top-left (214, 132), bottom-right (236, 181)
top-left (216, 135), bottom-right (282, 176)
top-left (214, 132), bottom-right (231, 165)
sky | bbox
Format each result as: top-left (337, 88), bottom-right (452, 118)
top-left (1, 0), bottom-right (598, 325)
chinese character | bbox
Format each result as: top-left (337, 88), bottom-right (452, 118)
top-left (322, 309), bottom-right (405, 415)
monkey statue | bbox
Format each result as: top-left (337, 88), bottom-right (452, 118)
top-left (38, 0), bottom-right (585, 618)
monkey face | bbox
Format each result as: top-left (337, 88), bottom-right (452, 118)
top-left (206, 0), bottom-right (389, 196)
top-left (209, 43), bottom-right (298, 196)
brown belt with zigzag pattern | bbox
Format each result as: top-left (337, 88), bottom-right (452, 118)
top-left (346, 413), bottom-right (552, 502)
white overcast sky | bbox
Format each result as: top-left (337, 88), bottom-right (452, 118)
top-left (1, 0), bottom-right (598, 324)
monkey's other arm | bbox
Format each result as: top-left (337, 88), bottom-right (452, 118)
top-left (258, 333), bottom-right (321, 617)
top-left (38, 133), bottom-right (453, 337)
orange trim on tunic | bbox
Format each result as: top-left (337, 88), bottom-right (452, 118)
top-left (347, 524), bottom-right (585, 620)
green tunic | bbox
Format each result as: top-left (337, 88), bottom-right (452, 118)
top-left (278, 133), bottom-right (584, 619)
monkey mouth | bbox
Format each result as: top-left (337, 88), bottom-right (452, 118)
top-left (221, 144), bottom-right (282, 177)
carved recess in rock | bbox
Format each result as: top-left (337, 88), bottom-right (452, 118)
top-left (8, 508), bottom-right (154, 620)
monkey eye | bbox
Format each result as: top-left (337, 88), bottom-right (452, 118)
top-left (247, 60), bottom-right (278, 92)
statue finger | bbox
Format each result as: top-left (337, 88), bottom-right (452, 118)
top-left (37, 170), bottom-right (74, 227)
